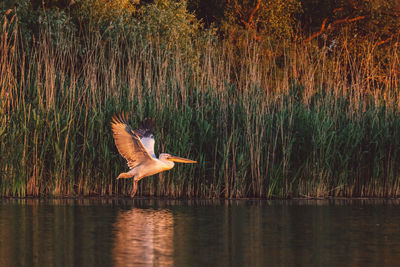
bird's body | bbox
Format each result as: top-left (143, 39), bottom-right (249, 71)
top-left (117, 154), bottom-right (174, 180)
top-left (111, 113), bottom-right (196, 197)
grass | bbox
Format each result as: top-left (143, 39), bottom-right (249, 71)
top-left (1, 13), bottom-right (400, 198)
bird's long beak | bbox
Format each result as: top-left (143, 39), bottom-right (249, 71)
top-left (167, 155), bottom-right (197, 163)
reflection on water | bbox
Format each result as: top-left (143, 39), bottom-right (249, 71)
top-left (1, 198), bottom-right (400, 266)
top-left (112, 208), bottom-right (173, 266)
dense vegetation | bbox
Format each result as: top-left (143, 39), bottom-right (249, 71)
top-left (1, 0), bottom-right (400, 198)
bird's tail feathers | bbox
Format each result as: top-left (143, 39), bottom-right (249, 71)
top-left (117, 172), bottom-right (133, 179)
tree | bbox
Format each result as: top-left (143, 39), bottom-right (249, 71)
top-left (301, 0), bottom-right (400, 45)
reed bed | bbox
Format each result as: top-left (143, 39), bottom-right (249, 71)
top-left (1, 13), bottom-right (400, 198)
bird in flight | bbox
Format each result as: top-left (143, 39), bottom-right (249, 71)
top-left (111, 112), bottom-right (197, 197)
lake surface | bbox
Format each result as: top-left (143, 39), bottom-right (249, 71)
top-left (1, 198), bottom-right (400, 266)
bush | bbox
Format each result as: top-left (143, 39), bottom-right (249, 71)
top-left (222, 0), bottom-right (302, 41)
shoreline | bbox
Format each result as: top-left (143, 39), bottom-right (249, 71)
top-left (1, 196), bottom-right (400, 201)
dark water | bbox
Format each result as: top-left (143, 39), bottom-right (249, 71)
top-left (1, 198), bottom-right (400, 266)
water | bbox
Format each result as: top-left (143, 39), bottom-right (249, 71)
top-left (1, 198), bottom-right (400, 266)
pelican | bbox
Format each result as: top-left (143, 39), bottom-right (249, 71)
top-left (111, 113), bottom-right (197, 197)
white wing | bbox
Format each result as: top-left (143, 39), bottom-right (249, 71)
top-left (140, 136), bottom-right (156, 158)
top-left (135, 118), bottom-right (156, 158)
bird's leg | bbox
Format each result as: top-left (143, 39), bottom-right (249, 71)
top-left (131, 179), bottom-right (139, 198)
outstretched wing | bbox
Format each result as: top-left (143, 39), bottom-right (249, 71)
top-left (111, 113), bottom-right (154, 169)
top-left (135, 118), bottom-right (156, 158)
